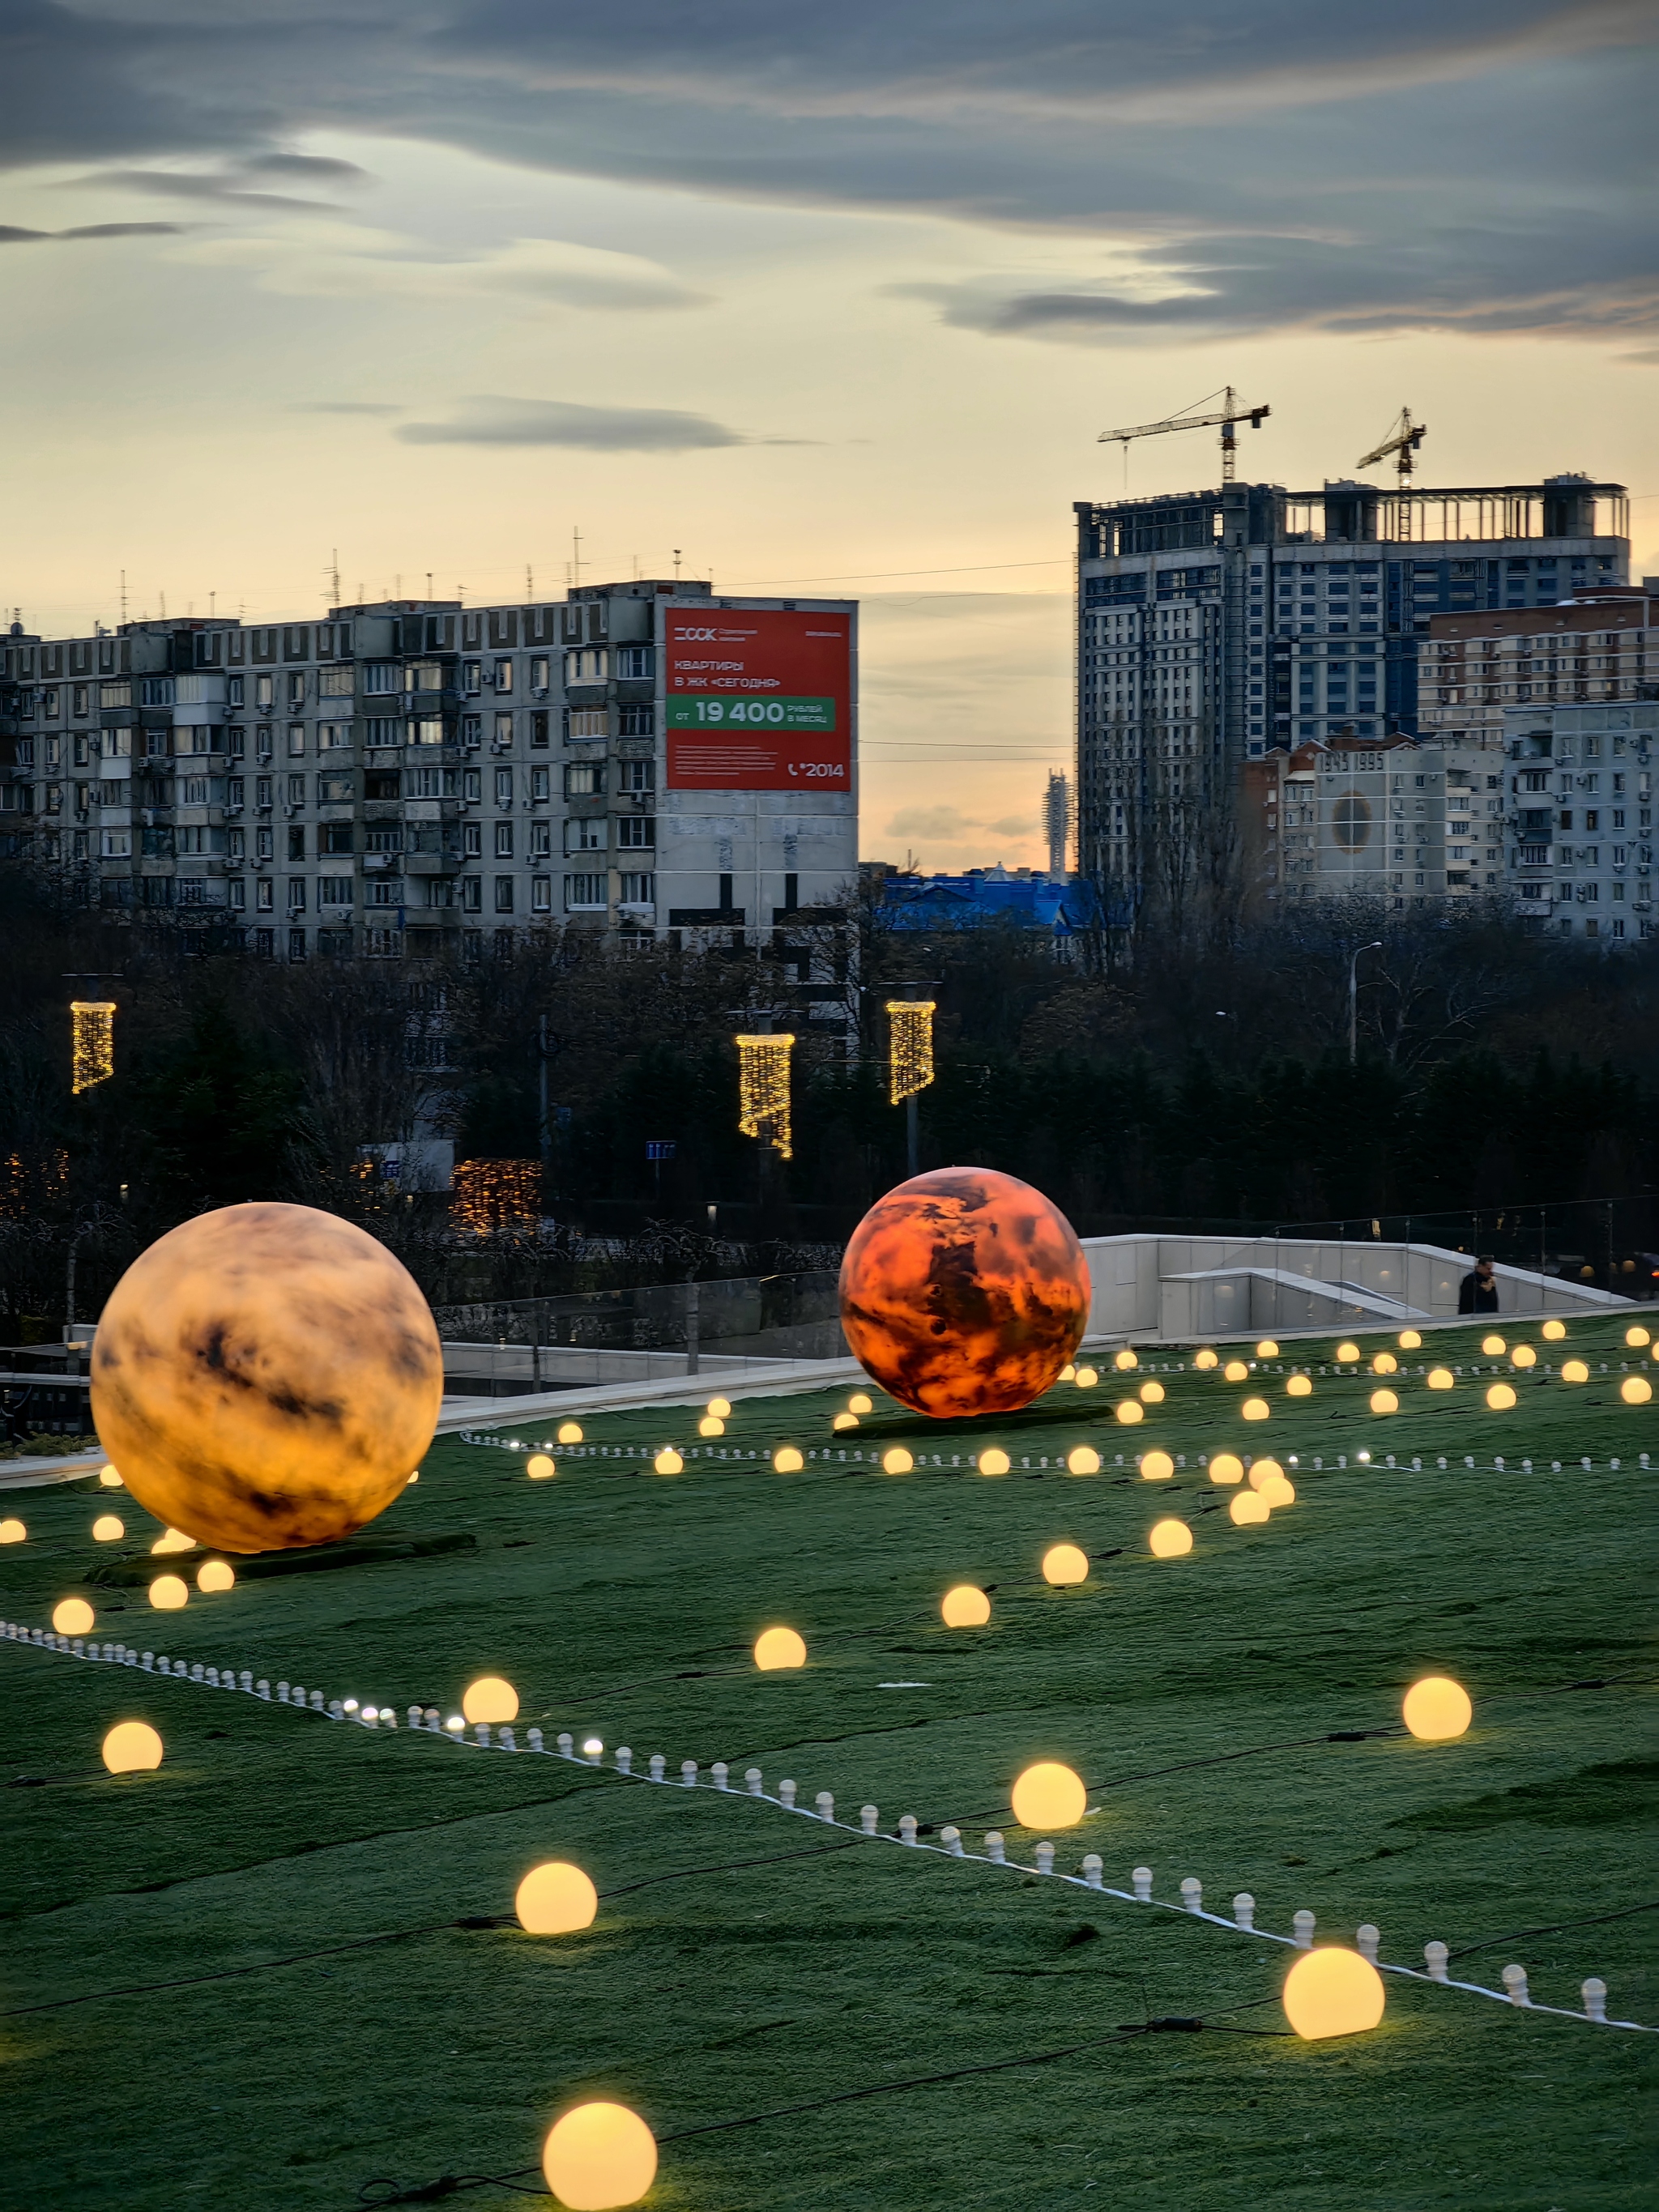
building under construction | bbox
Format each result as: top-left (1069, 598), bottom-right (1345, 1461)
top-left (1074, 472), bottom-right (1630, 918)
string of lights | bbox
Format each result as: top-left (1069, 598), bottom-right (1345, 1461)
top-left (736, 1034), bottom-right (795, 1158)
top-left (885, 999), bottom-right (935, 1106)
top-left (69, 1001), bottom-right (115, 1096)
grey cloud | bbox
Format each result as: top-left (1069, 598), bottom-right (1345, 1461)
top-left (394, 395), bottom-right (748, 451)
top-left (70, 166), bottom-right (342, 209)
top-left (240, 151), bottom-right (371, 182)
top-left (0, 219), bottom-right (184, 241)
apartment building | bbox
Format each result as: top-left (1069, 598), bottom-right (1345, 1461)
top-left (1503, 701), bottom-right (1655, 943)
top-left (1075, 472), bottom-right (1628, 907)
top-left (0, 582), bottom-right (858, 982)
top-left (1422, 583), bottom-right (1655, 744)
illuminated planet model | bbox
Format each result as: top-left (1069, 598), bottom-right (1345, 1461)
top-left (838, 1168), bottom-right (1090, 1418)
top-left (90, 1203), bottom-right (443, 1554)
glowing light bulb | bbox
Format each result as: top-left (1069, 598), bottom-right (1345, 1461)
top-left (1481, 1334), bottom-right (1507, 1357)
top-left (1067, 1445), bottom-right (1101, 1473)
top-left (1336, 1341), bottom-right (1360, 1363)
top-left (1625, 1324), bottom-right (1651, 1349)
top-left (1621, 1375), bottom-right (1653, 1404)
top-left (1398, 1329), bottom-right (1422, 1350)
top-left (582, 1737), bottom-right (603, 1757)
top-left (151, 1528), bottom-right (196, 1555)
top-left (1486, 1383), bottom-right (1516, 1411)
top-left (654, 1448), bottom-right (683, 1474)
top-left (1075, 1366), bottom-right (1098, 1388)
top-left (1259, 1473), bottom-right (1295, 1507)
top-left (882, 1447), bottom-right (914, 1473)
top-left (706, 1397), bottom-right (732, 1419)
top-left (1511, 1345), bottom-right (1537, 1369)
top-left (1139, 1379), bottom-right (1165, 1404)
top-left (1427, 1366), bottom-right (1455, 1391)
top-left (557, 1421), bottom-right (583, 1444)
top-left (53, 1597), bottom-right (95, 1636)
top-left (772, 1447), bottom-right (804, 1473)
top-left (1193, 1349), bottom-right (1218, 1370)
top-left (1148, 1519), bottom-right (1192, 1558)
top-left (1223, 1359), bottom-right (1249, 1383)
top-left (1286, 1374), bottom-right (1313, 1397)
top-left (698, 1416), bottom-right (724, 1437)
top-left (1371, 1352), bottom-right (1397, 1375)
top-left (1208, 1453), bottom-right (1243, 1485)
top-left (1241, 1396), bottom-right (1270, 1421)
top-left (196, 1560), bottom-right (235, 1593)
top-left (832, 1413), bottom-right (859, 1431)
top-left (1057, 1363), bottom-right (1076, 1383)
top-left (515, 1860), bottom-right (599, 1936)
top-left (941, 1584), bottom-right (991, 1628)
top-left (98, 1465), bottom-right (123, 1488)
top-left (1561, 1359), bottom-right (1590, 1384)
top-left (1402, 1675), bottom-right (1472, 1741)
top-left (1247, 1458), bottom-right (1283, 1491)
top-left (446, 1715), bottom-right (464, 1733)
top-left (92, 1514), bottom-right (125, 1541)
top-left (0, 1519), bottom-right (23, 1544)
top-left (1042, 1543), bottom-right (1090, 1586)
top-left (542, 2102), bottom-right (658, 2210)
top-left (977, 1447), bottom-right (1010, 1476)
top-left (1115, 1400), bottom-right (1144, 1426)
top-left (1369, 1388), bottom-right (1399, 1414)
top-left (1011, 1759), bottom-right (1086, 1829)
top-left (1542, 1319), bottom-right (1567, 1340)
top-left (463, 1676), bottom-right (519, 1724)
top-left (753, 1626), bottom-right (807, 1671)
top-left (1139, 1450), bottom-right (1174, 1481)
top-left (101, 1720), bottom-right (164, 1775)
top-left (1229, 1490), bottom-right (1269, 1526)
top-left (527, 1454), bottom-right (557, 1480)
top-left (1114, 1348), bottom-right (1139, 1371)
top-left (1282, 1947), bottom-right (1386, 2039)
top-left (1256, 1339), bottom-right (1279, 1357)
top-left (848, 1394), bottom-right (872, 1414)
top-left (148, 1575), bottom-right (188, 1610)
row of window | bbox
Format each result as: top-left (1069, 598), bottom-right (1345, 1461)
top-left (232, 873), bottom-right (656, 914)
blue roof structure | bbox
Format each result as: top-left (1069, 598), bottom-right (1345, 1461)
top-left (873, 867), bottom-right (1110, 937)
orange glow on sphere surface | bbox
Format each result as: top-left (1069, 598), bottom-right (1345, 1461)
top-left (838, 1168), bottom-right (1090, 1418)
top-left (89, 1202), bottom-right (443, 1554)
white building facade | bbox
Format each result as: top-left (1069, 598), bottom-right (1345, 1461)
top-left (1503, 701), bottom-right (1655, 943)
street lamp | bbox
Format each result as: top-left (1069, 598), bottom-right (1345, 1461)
top-left (1348, 940), bottom-right (1382, 1066)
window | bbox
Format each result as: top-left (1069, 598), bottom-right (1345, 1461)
top-left (463, 821), bottom-right (482, 858)
top-left (256, 826), bottom-right (273, 859)
top-left (181, 776), bottom-right (209, 806)
top-left (101, 728), bottom-right (132, 759)
top-left (319, 876), bottom-right (354, 906)
top-left (531, 876), bottom-right (552, 912)
top-left (495, 821), bottom-right (514, 859)
top-left (255, 724), bottom-right (274, 759)
top-left (228, 878), bottom-right (245, 910)
top-left (139, 677), bottom-right (173, 708)
top-left (494, 875), bottom-right (514, 913)
top-left (493, 659), bottom-right (513, 693)
top-left (565, 872), bottom-right (607, 910)
top-left (288, 674), bottom-right (306, 708)
top-left (616, 646), bottom-right (654, 680)
top-left (405, 663), bottom-right (443, 693)
top-left (531, 766), bottom-right (549, 800)
top-left (568, 708), bottom-right (608, 740)
top-left (318, 772), bottom-right (353, 803)
top-left (256, 675), bottom-right (275, 710)
top-left (494, 711), bottom-right (514, 747)
top-left (319, 722), bottom-right (349, 750)
top-left (565, 647), bottom-right (608, 684)
top-left (228, 826), bottom-right (245, 858)
top-left (365, 879), bottom-right (403, 906)
top-left (288, 825), bottom-right (306, 860)
top-left (617, 705), bottom-right (655, 737)
top-left (288, 722), bottom-right (306, 756)
top-left (365, 826), bottom-right (403, 854)
top-left (365, 927), bottom-right (403, 957)
top-left (257, 878), bottom-right (274, 911)
top-left (618, 759), bottom-right (655, 794)
top-left (361, 662), bottom-right (399, 696)
top-left (288, 878), bottom-right (307, 910)
top-left (565, 818), bottom-right (605, 853)
top-left (463, 661), bottom-right (482, 695)
top-left (287, 774), bottom-right (305, 805)
top-left (461, 715), bottom-right (483, 746)
top-left (412, 718), bottom-right (444, 746)
top-left (564, 762), bottom-right (604, 797)
top-left (407, 765), bottom-right (442, 799)
top-left (100, 828), bottom-right (131, 859)
top-left (619, 872), bottom-right (655, 905)
top-left (424, 880), bottom-right (454, 909)
top-left (323, 822), bottom-right (353, 855)
top-left (319, 667), bottom-right (354, 697)
top-left (531, 657), bottom-right (550, 693)
top-left (529, 820), bottom-right (551, 859)
top-left (461, 876), bottom-right (482, 912)
top-left (531, 710), bottom-right (550, 748)
top-left (288, 927), bottom-right (306, 960)
top-left (617, 816), bottom-right (655, 848)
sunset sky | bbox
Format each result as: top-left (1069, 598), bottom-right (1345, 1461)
top-left (2, 2), bottom-right (1653, 872)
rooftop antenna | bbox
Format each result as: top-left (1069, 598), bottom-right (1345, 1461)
top-left (159, 590), bottom-right (166, 618)
top-left (209, 590), bottom-right (216, 619)
top-left (672, 547), bottom-right (682, 580)
top-left (119, 570), bottom-right (128, 625)
top-left (425, 571), bottom-right (433, 599)
top-left (571, 526), bottom-right (582, 590)
top-left (526, 563), bottom-right (534, 600)
top-left (1357, 407), bottom-right (1427, 487)
top-left (1098, 384), bottom-right (1270, 484)
top-left (326, 549), bottom-right (341, 610)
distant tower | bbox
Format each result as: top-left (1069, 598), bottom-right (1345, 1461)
top-left (1044, 771), bottom-right (1073, 877)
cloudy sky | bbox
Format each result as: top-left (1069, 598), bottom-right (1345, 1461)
top-left (2, 0), bottom-right (1654, 870)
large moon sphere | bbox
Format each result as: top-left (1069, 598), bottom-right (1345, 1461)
top-left (838, 1168), bottom-right (1090, 1418)
top-left (90, 1203), bottom-right (443, 1553)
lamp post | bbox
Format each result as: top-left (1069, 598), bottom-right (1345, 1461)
top-left (1348, 940), bottom-right (1382, 1066)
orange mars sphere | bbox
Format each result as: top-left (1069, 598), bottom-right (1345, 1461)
top-left (90, 1203), bottom-right (443, 1554)
top-left (838, 1169), bottom-right (1090, 1418)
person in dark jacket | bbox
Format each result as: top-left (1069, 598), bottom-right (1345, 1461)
top-left (1458, 1255), bottom-right (1499, 1314)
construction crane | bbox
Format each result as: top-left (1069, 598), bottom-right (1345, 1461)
top-left (1357, 407), bottom-right (1427, 486)
top-left (1098, 385), bottom-right (1270, 484)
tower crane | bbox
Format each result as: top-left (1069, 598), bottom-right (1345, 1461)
top-left (1098, 385), bottom-right (1270, 484)
top-left (1357, 407), bottom-right (1427, 486)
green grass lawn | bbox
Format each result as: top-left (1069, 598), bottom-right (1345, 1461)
top-left (2, 1316), bottom-right (1655, 2210)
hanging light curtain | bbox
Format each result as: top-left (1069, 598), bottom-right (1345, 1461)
top-left (70, 1001), bottom-right (116, 1095)
top-left (736, 1034), bottom-right (795, 1158)
top-left (885, 999), bottom-right (935, 1106)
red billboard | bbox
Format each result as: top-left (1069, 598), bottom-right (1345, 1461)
top-left (663, 607), bottom-right (853, 792)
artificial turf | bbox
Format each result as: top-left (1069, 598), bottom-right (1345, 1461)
top-left (2, 1316), bottom-right (1655, 2210)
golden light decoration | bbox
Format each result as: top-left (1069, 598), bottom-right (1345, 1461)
top-left (99, 1465), bottom-right (123, 1488)
top-left (558, 1421), bottom-right (583, 1443)
top-left (542, 2102), bottom-right (658, 2211)
top-left (149, 1574), bottom-right (188, 1610)
top-left (1402, 1675), bottom-right (1472, 1741)
top-left (527, 1453), bottom-right (557, 1480)
top-left (1074, 1366), bottom-right (1099, 1388)
top-left (1148, 1519), bottom-right (1192, 1558)
top-left (1427, 1366), bottom-right (1455, 1392)
top-left (1193, 1349), bottom-right (1219, 1370)
top-left (151, 1528), bottom-right (197, 1555)
top-left (941, 1584), bottom-right (992, 1627)
top-left (753, 1626), bottom-right (807, 1671)
top-left (1625, 1324), bottom-right (1651, 1349)
top-left (832, 1413), bottom-right (859, 1432)
top-left (1042, 1543), bottom-right (1089, 1586)
top-left (1542, 1319), bottom-right (1567, 1340)
top-left (1139, 1450), bottom-right (1174, 1481)
top-left (1140, 1379), bottom-right (1165, 1404)
top-left (1286, 1374), bottom-right (1313, 1398)
top-left (1256, 1339), bottom-right (1279, 1357)
top-left (197, 1559), bottom-right (235, 1592)
top-left (978, 1447), bottom-right (1010, 1476)
top-left (882, 1447), bottom-right (914, 1473)
top-left (515, 1861), bottom-right (599, 1936)
top-left (70, 999), bottom-right (117, 1095)
top-left (1114, 1348), bottom-right (1139, 1371)
top-left (1241, 1396), bottom-right (1270, 1421)
top-left (1230, 1490), bottom-right (1269, 1526)
top-left (53, 1597), bottom-right (95, 1636)
top-left (1371, 1351), bottom-right (1397, 1375)
top-left (1115, 1400), bottom-right (1144, 1426)
top-left (0, 1518), bottom-right (24, 1544)
top-left (736, 1031), bottom-right (795, 1157)
top-left (1561, 1359), bottom-right (1590, 1385)
top-left (1336, 1340), bottom-right (1360, 1363)
top-left (1066, 1445), bottom-right (1101, 1473)
top-left (654, 1448), bottom-right (684, 1473)
top-left (92, 1514), bottom-right (125, 1541)
top-left (1486, 1383), bottom-right (1516, 1411)
top-left (1622, 1375), bottom-right (1653, 1405)
top-left (707, 1397), bottom-right (732, 1418)
top-left (463, 1676), bottom-right (519, 1724)
top-left (1282, 1948), bottom-right (1386, 2040)
top-left (101, 1720), bottom-right (164, 1775)
top-left (1260, 1473), bottom-right (1295, 1508)
top-left (1398, 1329), bottom-right (1422, 1350)
top-left (1223, 1359), bottom-right (1249, 1383)
top-left (1209, 1453), bottom-right (1243, 1485)
top-left (1247, 1457), bottom-right (1284, 1491)
top-left (773, 1446), bottom-right (804, 1473)
top-left (1512, 1345), bottom-right (1537, 1369)
top-left (1057, 1363), bottom-right (1077, 1383)
top-left (1011, 1760), bottom-right (1087, 1830)
top-left (885, 998), bottom-right (936, 1106)
top-left (698, 1416), bottom-right (725, 1437)
top-left (1481, 1333), bottom-right (1507, 1357)
top-left (848, 1393), bottom-right (872, 1414)
top-left (1370, 1388), bottom-right (1398, 1414)
top-left (451, 1157), bottom-right (542, 1234)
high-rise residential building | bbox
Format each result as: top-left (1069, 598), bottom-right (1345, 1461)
top-left (0, 581), bottom-right (858, 980)
top-left (1500, 699), bottom-right (1654, 943)
top-left (1043, 771), bottom-right (1073, 877)
top-left (1421, 583), bottom-right (1655, 745)
top-left (1074, 473), bottom-right (1629, 911)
